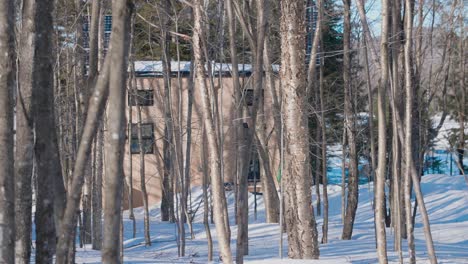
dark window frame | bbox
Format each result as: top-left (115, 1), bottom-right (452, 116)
top-left (243, 88), bottom-right (264, 106)
top-left (130, 123), bottom-right (154, 154)
top-left (128, 89), bottom-right (154, 106)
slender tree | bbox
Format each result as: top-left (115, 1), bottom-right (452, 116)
top-left (193, 0), bottom-right (233, 262)
top-left (376, 0), bottom-right (390, 262)
top-left (341, 0), bottom-right (359, 240)
top-left (15, 0), bottom-right (36, 262)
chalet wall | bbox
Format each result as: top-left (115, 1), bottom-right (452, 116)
top-left (123, 76), bottom-right (281, 207)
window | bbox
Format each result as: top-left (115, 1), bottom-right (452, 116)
top-left (128, 90), bottom-right (154, 106)
top-left (243, 89), bottom-right (264, 106)
top-left (104, 15), bottom-right (112, 32)
top-left (247, 152), bottom-right (260, 182)
top-left (130, 123), bottom-right (154, 154)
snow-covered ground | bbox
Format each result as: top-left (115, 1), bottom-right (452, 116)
top-left (76, 174), bottom-right (468, 263)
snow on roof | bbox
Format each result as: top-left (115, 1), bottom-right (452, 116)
top-left (133, 61), bottom-right (279, 76)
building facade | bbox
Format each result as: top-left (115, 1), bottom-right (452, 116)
top-left (124, 61), bottom-right (281, 207)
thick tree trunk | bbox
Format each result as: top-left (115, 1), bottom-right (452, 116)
top-left (15, 0), bottom-right (36, 262)
top-left (193, 1), bottom-right (233, 262)
top-left (102, 1), bottom-right (133, 263)
top-left (280, 0), bottom-right (319, 259)
top-left (0, 0), bottom-right (16, 262)
top-left (341, 0), bottom-right (359, 241)
top-left (33, 0), bottom-right (67, 261)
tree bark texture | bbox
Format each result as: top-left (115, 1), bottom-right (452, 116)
top-left (15, 0), bottom-right (36, 262)
top-left (0, 0), bottom-right (16, 262)
top-left (280, 0), bottom-right (319, 259)
top-left (341, 0), bottom-right (359, 241)
top-left (193, 1), bottom-right (233, 262)
top-left (33, 0), bottom-right (67, 261)
top-left (101, 1), bottom-right (133, 263)
top-left (376, 0), bottom-right (390, 261)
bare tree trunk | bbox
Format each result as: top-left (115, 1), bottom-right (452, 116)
top-left (33, 0), bottom-right (68, 261)
top-left (92, 124), bottom-right (103, 249)
top-left (161, 127), bottom-right (174, 222)
top-left (87, 0), bottom-right (100, 85)
top-left (102, 1), bottom-right (133, 263)
top-left (72, 0), bottom-right (94, 247)
top-left (456, 0), bottom-right (466, 175)
top-left (315, 126), bottom-right (321, 216)
top-left (341, 128), bottom-right (347, 224)
top-left (160, 0), bottom-right (175, 224)
top-left (261, 35), bottom-right (281, 225)
top-left (182, 59), bottom-right (195, 242)
top-left (376, 0), bottom-right (390, 262)
top-left (193, 1), bottom-right (233, 262)
top-left (0, 0), bottom-right (16, 262)
top-left (227, 0), bottom-right (249, 258)
top-left (356, 0), bottom-right (376, 186)
top-left (136, 105), bottom-right (151, 246)
top-left (390, 0), bottom-right (403, 261)
top-left (127, 34), bottom-right (137, 239)
top-left (15, 0), bottom-right (36, 262)
top-left (280, 0), bottom-right (319, 259)
top-left (55, 48), bottom-right (111, 264)
top-left (403, 1), bottom-right (437, 262)
top-left (230, 0), bottom-right (269, 260)
top-left (201, 128), bottom-right (213, 262)
top-left (319, 39), bottom-right (328, 244)
top-left (341, 0), bottom-right (359, 241)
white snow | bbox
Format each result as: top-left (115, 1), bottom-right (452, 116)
top-left (74, 174), bottom-right (468, 263)
top-left (432, 114), bottom-right (468, 150)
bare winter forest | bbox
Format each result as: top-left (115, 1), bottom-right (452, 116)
top-left (0, 0), bottom-right (467, 263)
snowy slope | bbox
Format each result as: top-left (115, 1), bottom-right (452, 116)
top-left (76, 174), bottom-right (468, 263)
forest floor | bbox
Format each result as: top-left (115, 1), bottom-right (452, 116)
top-left (75, 173), bottom-right (468, 263)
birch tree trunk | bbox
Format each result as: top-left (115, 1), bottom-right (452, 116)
top-left (92, 124), bottom-right (103, 249)
top-left (193, 1), bottom-right (233, 262)
top-left (376, 0), bottom-right (390, 261)
top-left (403, 1), bottom-right (437, 262)
top-left (15, 0), bottom-right (36, 262)
top-left (0, 0), bottom-right (16, 262)
top-left (201, 128), bottom-right (213, 262)
top-left (341, 0), bottom-right (359, 241)
top-left (280, 0), bottom-right (319, 259)
top-left (90, 1), bottom-right (104, 249)
top-left (102, 1), bottom-right (133, 263)
top-left (390, 0), bottom-right (403, 260)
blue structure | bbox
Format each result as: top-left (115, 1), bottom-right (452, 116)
top-left (306, 0), bottom-right (320, 66)
top-left (83, 14), bottom-right (112, 66)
